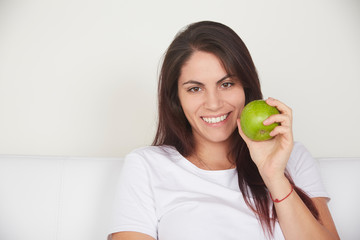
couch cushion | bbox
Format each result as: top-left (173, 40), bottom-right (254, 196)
top-left (0, 155), bottom-right (124, 240)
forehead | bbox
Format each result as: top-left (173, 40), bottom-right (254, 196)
top-left (179, 51), bottom-right (228, 83)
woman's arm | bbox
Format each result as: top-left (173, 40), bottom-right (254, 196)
top-left (110, 231), bottom-right (156, 240)
top-left (313, 197), bottom-right (340, 238)
top-left (267, 177), bottom-right (339, 239)
top-left (238, 97), bottom-right (340, 239)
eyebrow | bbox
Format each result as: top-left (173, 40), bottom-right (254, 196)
top-left (182, 74), bottom-right (231, 86)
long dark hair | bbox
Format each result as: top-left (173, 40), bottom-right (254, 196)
top-left (153, 21), bottom-right (318, 237)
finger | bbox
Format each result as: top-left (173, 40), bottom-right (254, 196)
top-left (263, 114), bottom-right (292, 127)
top-left (266, 97), bottom-right (292, 117)
top-left (270, 125), bottom-right (292, 138)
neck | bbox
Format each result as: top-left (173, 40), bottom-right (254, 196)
top-left (191, 138), bottom-right (234, 170)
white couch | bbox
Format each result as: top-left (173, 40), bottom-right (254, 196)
top-left (0, 155), bottom-right (359, 240)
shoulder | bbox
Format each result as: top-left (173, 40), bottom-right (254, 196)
top-left (123, 145), bottom-right (182, 171)
top-left (287, 142), bottom-right (329, 198)
top-left (126, 145), bottom-right (181, 162)
top-left (290, 141), bottom-right (311, 158)
top-left (286, 141), bottom-right (318, 183)
top-left (288, 142), bottom-right (315, 170)
top-left (117, 145), bottom-right (180, 185)
top-left (286, 142), bottom-right (317, 177)
top-left (128, 145), bottom-right (179, 157)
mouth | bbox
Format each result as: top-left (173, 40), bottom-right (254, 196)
top-left (201, 112), bottom-right (230, 124)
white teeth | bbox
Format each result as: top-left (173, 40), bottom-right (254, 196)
top-left (202, 114), bottom-right (228, 124)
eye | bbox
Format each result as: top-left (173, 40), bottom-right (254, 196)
top-left (221, 82), bottom-right (234, 89)
top-left (188, 87), bottom-right (201, 93)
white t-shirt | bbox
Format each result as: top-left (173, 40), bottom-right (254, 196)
top-left (109, 142), bottom-right (329, 240)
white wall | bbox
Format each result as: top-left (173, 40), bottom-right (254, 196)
top-left (0, 0), bottom-right (359, 158)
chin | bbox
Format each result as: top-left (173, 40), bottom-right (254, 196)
top-left (205, 132), bottom-right (234, 144)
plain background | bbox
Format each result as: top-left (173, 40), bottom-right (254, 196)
top-left (0, 0), bottom-right (359, 158)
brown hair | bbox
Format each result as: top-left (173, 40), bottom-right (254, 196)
top-left (153, 21), bottom-right (318, 237)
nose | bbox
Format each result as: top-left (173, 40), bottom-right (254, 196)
top-left (204, 90), bottom-right (223, 111)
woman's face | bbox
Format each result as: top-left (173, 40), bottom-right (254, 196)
top-left (178, 51), bottom-right (245, 146)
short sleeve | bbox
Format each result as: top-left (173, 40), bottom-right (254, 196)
top-left (108, 152), bottom-right (158, 239)
top-left (286, 142), bottom-right (330, 200)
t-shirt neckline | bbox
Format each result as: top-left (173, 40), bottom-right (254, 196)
top-left (164, 146), bottom-right (237, 175)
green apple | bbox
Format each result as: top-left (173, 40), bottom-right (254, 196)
top-left (240, 100), bottom-right (280, 141)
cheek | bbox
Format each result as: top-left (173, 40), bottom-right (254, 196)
top-left (239, 95), bottom-right (246, 109)
top-left (230, 90), bottom-right (246, 110)
top-left (178, 94), bottom-right (197, 120)
top-left (182, 101), bottom-right (199, 120)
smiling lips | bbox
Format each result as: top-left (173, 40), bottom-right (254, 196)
top-left (201, 113), bottom-right (230, 124)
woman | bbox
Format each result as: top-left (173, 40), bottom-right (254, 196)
top-left (109, 21), bottom-right (339, 239)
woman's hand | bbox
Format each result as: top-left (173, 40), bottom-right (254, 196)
top-left (237, 97), bottom-right (294, 185)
